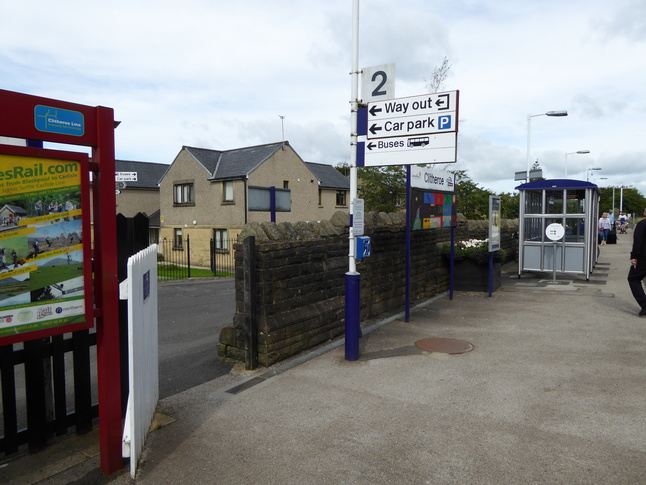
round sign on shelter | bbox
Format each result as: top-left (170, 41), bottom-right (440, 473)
top-left (545, 223), bottom-right (565, 241)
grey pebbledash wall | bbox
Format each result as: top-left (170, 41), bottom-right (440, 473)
top-left (217, 211), bottom-right (518, 367)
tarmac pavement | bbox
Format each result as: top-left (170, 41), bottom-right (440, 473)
top-left (2, 230), bottom-right (645, 484)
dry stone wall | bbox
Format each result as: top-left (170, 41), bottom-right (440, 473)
top-left (217, 211), bottom-right (518, 367)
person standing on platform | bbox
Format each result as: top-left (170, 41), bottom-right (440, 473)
top-left (628, 208), bottom-right (646, 316)
top-left (598, 212), bottom-right (612, 245)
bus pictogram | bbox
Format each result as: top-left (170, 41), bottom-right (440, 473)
top-left (407, 136), bottom-right (429, 148)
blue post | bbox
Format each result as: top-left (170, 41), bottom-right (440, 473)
top-left (270, 186), bottom-right (276, 223)
top-left (488, 251), bottom-right (493, 297)
top-left (405, 165), bottom-right (411, 322)
top-left (345, 272), bottom-right (361, 361)
top-left (449, 227), bottom-right (455, 300)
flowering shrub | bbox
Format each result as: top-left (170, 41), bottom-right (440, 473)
top-left (442, 238), bottom-right (507, 264)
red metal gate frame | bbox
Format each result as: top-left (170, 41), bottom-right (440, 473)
top-left (0, 89), bottom-right (122, 474)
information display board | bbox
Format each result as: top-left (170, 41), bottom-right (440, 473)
top-left (409, 166), bottom-right (456, 230)
top-left (0, 145), bottom-right (92, 343)
top-left (410, 190), bottom-right (456, 230)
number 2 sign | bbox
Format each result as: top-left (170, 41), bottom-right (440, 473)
top-left (361, 63), bottom-right (395, 103)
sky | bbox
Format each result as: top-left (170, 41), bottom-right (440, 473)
top-left (1, 0), bottom-right (645, 195)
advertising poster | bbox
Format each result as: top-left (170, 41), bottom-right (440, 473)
top-left (489, 196), bottom-right (501, 252)
top-left (0, 148), bottom-right (92, 342)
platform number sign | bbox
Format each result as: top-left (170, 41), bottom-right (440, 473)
top-left (361, 64), bottom-right (395, 103)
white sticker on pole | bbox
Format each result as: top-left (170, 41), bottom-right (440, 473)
top-left (353, 198), bottom-right (365, 236)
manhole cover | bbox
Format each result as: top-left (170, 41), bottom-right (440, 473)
top-left (415, 338), bottom-right (473, 354)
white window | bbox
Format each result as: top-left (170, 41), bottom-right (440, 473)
top-left (173, 228), bottom-right (183, 249)
top-left (223, 181), bottom-right (234, 202)
top-left (213, 229), bottom-right (229, 251)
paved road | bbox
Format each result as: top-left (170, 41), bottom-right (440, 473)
top-left (158, 278), bottom-right (235, 399)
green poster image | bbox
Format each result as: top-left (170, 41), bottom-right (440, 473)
top-left (0, 150), bottom-right (91, 341)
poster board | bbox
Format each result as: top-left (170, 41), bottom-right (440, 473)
top-left (0, 145), bottom-right (93, 344)
top-left (409, 166), bottom-right (456, 230)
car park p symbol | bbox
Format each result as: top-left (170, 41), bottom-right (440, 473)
top-left (438, 115), bottom-right (452, 130)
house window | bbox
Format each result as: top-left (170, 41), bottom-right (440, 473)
top-left (173, 228), bottom-right (183, 250)
top-left (223, 181), bottom-right (234, 202)
top-left (318, 189), bottom-right (323, 206)
top-left (213, 229), bottom-right (229, 252)
top-left (174, 183), bottom-right (194, 205)
top-left (336, 190), bottom-right (347, 206)
top-left (283, 180), bottom-right (289, 189)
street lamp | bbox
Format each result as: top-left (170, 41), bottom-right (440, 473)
top-left (564, 150), bottom-right (590, 178)
top-left (526, 110), bottom-right (568, 181)
top-left (586, 167), bottom-right (602, 182)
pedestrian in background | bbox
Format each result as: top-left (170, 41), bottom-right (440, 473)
top-left (598, 212), bottom-right (612, 245)
top-left (628, 208), bottom-right (646, 316)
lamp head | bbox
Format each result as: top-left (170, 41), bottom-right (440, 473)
top-left (546, 110), bottom-right (568, 117)
top-left (577, 150), bottom-right (590, 154)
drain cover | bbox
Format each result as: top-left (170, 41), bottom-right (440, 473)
top-left (415, 338), bottom-right (473, 354)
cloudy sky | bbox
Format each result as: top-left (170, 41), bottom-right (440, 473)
top-left (2, 0), bottom-right (645, 194)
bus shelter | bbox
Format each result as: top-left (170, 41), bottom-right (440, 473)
top-left (515, 179), bottom-right (600, 280)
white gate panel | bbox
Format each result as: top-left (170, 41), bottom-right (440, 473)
top-left (120, 244), bottom-right (159, 478)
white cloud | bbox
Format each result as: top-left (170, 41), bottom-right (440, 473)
top-left (1, 0), bottom-right (645, 196)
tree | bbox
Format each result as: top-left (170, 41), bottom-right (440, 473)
top-left (452, 170), bottom-right (494, 220)
top-left (425, 56), bottom-right (451, 93)
top-left (599, 187), bottom-right (646, 216)
top-left (529, 160), bottom-right (545, 182)
top-left (499, 192), bottom-right (519, 219)
top-left (335, 162), bottom-right (350, 177)
top-left (357, 166), bottom-right (407, 213)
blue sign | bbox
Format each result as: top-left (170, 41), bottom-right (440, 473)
top-left (356, 236), bottom-right (371, 260)
top-left (438, 115), bottom-right (452, 130)
top-left (143, 270), bottom-right (150, 301)
top-left (34, 105), bottom-right (85, 137)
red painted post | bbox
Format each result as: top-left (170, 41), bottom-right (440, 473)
top-left (92, 106), bottom-right (123, 474)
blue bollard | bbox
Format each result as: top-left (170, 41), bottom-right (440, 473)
top-left (345, 272), bottom-right (361, 361)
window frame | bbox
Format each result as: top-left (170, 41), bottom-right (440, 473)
top-left (173, 182), bottom-right (195, 206)
top-left (223, 181), bottom-right (234, 203)
top-left (173, 227), bottom-right (183, 250)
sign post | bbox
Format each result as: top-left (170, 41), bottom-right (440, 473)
top-left (488, 196), bottom-right (501, 297)
top-left (545, 223), bottom-right (565, 284)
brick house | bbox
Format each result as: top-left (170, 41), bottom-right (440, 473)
top-left (158, 141), bottom-right (350, 267)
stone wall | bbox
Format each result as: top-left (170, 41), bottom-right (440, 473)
top-left (217, 211), bottom-right (518, 367)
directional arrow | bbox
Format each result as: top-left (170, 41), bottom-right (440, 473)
top-left (435, 93), bottom-right (449, 109)
top-left (369, 105), bottom-right (382, 117)
top-left (369, 124), bottom-right (382, 136)
top-left (367, 142), bottom-right (376, 150)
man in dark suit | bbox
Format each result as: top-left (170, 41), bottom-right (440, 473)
top-left (628, 208), bottom-right (646, 316)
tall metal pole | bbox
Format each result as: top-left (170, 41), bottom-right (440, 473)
top-left (526, 114), bottom-right (532, 182)
top-left (345, 0), bottom-right (361, 361)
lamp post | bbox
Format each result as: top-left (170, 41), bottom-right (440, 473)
top-left (586, 167), bottom-right (602, 182)
top-left (526, 110), bottom-right (568, 181)
top-left (564, 150), bottom-right (590, 178)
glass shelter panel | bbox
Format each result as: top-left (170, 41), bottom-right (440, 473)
top-left (566, 189), bottom-right (586, 214)
top-left (546, 190), bottom-right (564, 214)
top-left (524, 191), bottom-right (542, 214)
top-left (524, 217), bottom-right (543, 242)
top-left (565, 217), bottom-right (585, 243)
